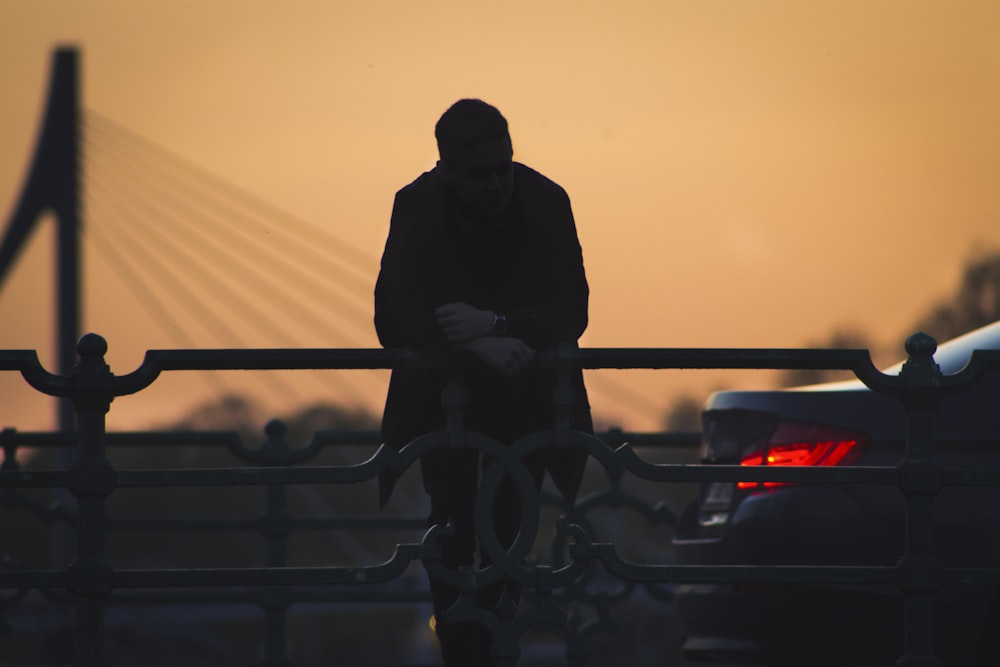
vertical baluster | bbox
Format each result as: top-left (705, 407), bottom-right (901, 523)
top-left (259, 419), bottom-right (291, 666)
top-left (68, 334), bottom-right (115, 667)
top-left (896, 333), bottom-right (944, 667)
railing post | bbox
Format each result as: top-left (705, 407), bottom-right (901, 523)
top-left (67, 334), bottom-right (115, 667)
top-left (260, 420), bottom-right (292, 666)
top-left (895, 333), bottom-right (944, 667)
top-left (0, 428), bottom-right (20, 472)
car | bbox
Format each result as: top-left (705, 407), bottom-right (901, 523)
top-left (672, 320), bottom-right (1000, 666)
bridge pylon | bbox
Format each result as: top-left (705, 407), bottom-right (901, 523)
top-left (0, 47), bottom-right (82, 431)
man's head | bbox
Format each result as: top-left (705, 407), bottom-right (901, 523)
top-left (435, 99), bottom-right (515, 218)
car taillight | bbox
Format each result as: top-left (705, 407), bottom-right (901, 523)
top-left (737, 421), bottom-right (869, 490)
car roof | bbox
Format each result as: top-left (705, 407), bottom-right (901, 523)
top-left (919, 319), bottom-right (1000, 374)
top-left (793, 319), bottom-right (1000, 393)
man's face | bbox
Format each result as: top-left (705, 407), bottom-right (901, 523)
top-left (442, 137), bottom-right (515, 218)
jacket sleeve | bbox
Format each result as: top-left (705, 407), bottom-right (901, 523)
top-left (505, 185), bottom-right (589, 347)
top-left (373, 188), bottom-right (448, 350)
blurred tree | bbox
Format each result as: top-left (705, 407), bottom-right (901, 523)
top-left (661, 393), bottom-right (703, 432)
top-left (93, 395), bottom-right (394, 569)
top-left (911, 249), bottom-right (1000, 343)
top-left (776, 328), bottom-right (873, 388)
top-left (773, 248), bottom-right (1000, 389)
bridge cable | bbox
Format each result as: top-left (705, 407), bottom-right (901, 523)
top-left (85, 112), bottom-right (376, 299)
top-left (82, 117), bottom-right (376, 336)
top-left (83, 138), bottom-right (374, 347)
top-left (81, 110), bottom-right (663, 427)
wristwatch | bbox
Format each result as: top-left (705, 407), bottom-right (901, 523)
top-left (491, 312), bottom-right (508, 335)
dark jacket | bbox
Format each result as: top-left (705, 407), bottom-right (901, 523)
top-left (374, 162), bottom-right (593, 504)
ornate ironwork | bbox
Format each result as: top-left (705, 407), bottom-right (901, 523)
top-left (1, 335), bottom-right (1000, 666)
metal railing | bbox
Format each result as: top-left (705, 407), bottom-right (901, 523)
top-left (1, 333), bottom-right (1000, 666)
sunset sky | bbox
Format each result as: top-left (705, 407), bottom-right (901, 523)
top-left (2, 1), bottom-right (1000, 432)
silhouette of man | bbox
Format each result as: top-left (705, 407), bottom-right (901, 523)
top-left (374, 98), bottom-right (593, 667)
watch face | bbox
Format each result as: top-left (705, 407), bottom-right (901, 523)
top-left (493, 314), bottom-right (507, 334)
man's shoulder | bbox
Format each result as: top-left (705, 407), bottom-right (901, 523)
top-left (514, 162), bottom-right (563, 189)
top-left (396, 167), bottom-right (445, 200)
top-left (513, 162), bottom-right (570, 205)
top-left (391, 168), bottom-right (451, 229)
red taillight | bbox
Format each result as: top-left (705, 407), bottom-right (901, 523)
top-left (737, 421), bottom-right (868, 490)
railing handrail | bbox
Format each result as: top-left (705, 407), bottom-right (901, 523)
top-left (3, 332), bottom-right (1000, 666)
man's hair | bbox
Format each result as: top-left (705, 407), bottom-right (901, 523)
top-left (435, 99), bottom-right (510, 165)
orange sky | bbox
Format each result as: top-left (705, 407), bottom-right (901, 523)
top-left (2, 1), bottom-right (1000, 432)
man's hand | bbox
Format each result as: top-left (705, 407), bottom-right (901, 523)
top-left (458, 337), bottom-right (535, 377)
top-left (435, 302), bottom-right (494, 343)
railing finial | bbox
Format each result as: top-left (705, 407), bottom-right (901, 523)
top-left (904, 331), bottom-right (937, 360)
top-left (77, 332), bottom-right (108, 360)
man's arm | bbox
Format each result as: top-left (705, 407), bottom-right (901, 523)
top-left (373, 189), bottom-right (448, 349)
top-left (432, 302), bottom-right (534, 376)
